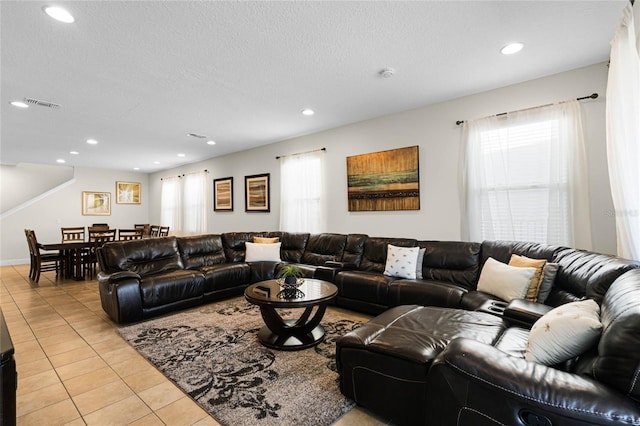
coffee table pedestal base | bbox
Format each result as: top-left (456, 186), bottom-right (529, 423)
top-left (257, 321), bottom-right (325, 350)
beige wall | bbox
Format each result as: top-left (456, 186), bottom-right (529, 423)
top-left (148, 62), bottom-right (616, 254)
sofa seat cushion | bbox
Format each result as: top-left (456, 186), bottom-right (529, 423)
top-left (388, 279), bottom-right (466, 308)
top-left (337, 304), bottom-right (506, 426)
top-left (493, 327), bottom-right (529, 358)
top-left (335, 270), bottom-right (397, 306)
top-left (200, 263), bottom-right (250, 293)
top-left (140, 269), bottom-right (204, 308)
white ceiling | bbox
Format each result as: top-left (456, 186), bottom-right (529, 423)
top-left (1, 1), bottom-right (627, 173)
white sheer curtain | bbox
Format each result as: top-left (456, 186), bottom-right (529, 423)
top-left (461, 100), bottom-right (592, 248)
top-left (606, 1), bottom-right (640, 260)
top-left (182, 171), bottom-right (208, 235)
top-left (160, 176), bottom-right (181, 234)
top-left (279, 150), bottom-right (325, 233)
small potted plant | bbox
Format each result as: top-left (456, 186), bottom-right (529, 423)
top-left (277, 264), bottom-right (304, 286)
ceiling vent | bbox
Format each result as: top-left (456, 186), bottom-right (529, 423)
top-left (187, 133), bottom-right (207, 139)
top-left (23, 98), bottom-right (61, 109)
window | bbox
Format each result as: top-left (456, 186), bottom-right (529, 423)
top-left (461, 101), bottom-right (591, 247)
top-left (160, 171), bottom-right (207, 235)
top-left (279, 150), bottom-right (325, 233)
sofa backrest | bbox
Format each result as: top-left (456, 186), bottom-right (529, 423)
top-left (275, 232), bottom-right (309, 263)
top-left (177, 234), bottom-right (225, 269)
top-left (342, 234), bottom-right (368, 267)
top-left (221, 232), bottom-right (262, 262)
top-left (98, 236), bottom-right (183, 276)
top-left (359, 237), bottom-right (416, 273)
top-left (592, 269), bottom-right (640, 402)
top-left (301, 233), bottom-right (347, 265)
top-left (419, 241), bottom-right (481, 290)
top-left (552, 248), bottom-right (640, 305)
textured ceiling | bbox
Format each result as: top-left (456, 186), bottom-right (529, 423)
top-left (0, 1), bottom-right (627, 172)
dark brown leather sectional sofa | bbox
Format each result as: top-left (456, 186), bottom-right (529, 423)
top-left (97, 231), bottom-right (640, 425)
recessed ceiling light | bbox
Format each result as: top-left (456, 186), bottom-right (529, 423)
top-left (177, 153), bottom-right (185, 158)
top-left (501, 42), bottom-right (524, 55)
top-left (56, 159), bottom-right (66, 164)
top-left (379, 68), bottom-right (395, 78)
top-left (86, 139), bottom-right (98, 145)
top-left (153, 161), bottom-right (160, 165)
top-left (43, 6), bottom-right (75, 23)
top-left (207, 140), bottom-right (216, 145)
top-left (301, 109), bottom-right (315, 116)
top-left (10, 101), bottom-right (29, 108)
top-left (69, 151), bottom-right (79, 155)
top-left (133, 167), bottom-right (140, 171)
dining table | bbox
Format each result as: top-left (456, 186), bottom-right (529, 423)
top-left (38, 241), bottom-right (91, 280)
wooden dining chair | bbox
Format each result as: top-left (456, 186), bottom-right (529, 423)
top-left (118, 228), bottom-right (143, 241)
top-left (61, 226), bottom-right (85, 242)
top-left (134, 224), bottom-right (150, 237)
top-left (149, 225), bottom-right (160, 237)
top-left (26, 229), bottom-right (65, 283)
top-left (85, 228), bottom-right (116, 279)
top-left (158, 226), bottom-right (170, 237)
top-left (91, 223), bottom-right (109, 229)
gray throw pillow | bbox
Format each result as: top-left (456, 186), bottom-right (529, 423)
top-left (537, 262), bottom-right (559, 303)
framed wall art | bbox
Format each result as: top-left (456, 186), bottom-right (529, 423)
top-left (213, 177), bottom-right (234, 211)
top-left (346, 145), bottom-right (420, 211)
top-left (116, 181), bottom-right (141, 204)
top-left (245, 173), bottom-right (270, 212)
top-left (82, 191), bottom-right (111, 216)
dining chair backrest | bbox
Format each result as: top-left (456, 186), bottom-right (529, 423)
top-left (149, 225), bottom-right (160, 237)
top-left (134, 224), bottom-right (151, 237)
top-left (91, 223), bottom-right (110, 229)
top-left (88, 228), bottom-right (116, 243)
top-left (118, 228), bottom-right (144, 241)
top-left (158, 226), bottom-right (170, 237)
top-left (61, 227), bottom-right (85, 242)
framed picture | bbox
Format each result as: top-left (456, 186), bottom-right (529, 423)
top-left (347, 145), bottom-right (420, 211)
top-left (245, 173), bottom-right (270, 212)
top-left (82, 191), bottom-right (111, 216)
top-left (116, 181), bottom-right (141, 204)
top-left (214, 177), bottom-right (234, 211)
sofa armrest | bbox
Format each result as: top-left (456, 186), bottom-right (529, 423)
top-left (503, 299), bottom-right (552, 328)
top-left (97, 271), bottom-right (143, 324)
top-left (426, 338), bottom-right (640, 426)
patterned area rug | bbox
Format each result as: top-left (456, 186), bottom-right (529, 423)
top-left (118, 298), bottom-right (363, 426)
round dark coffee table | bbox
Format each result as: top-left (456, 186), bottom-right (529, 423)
top-left (244, 278), bottom-right (338, 351)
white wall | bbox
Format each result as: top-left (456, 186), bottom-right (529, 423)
top-left (148, 63), bottom-right (616, 254)
top-left (0, 167), bottom-right (149, 264)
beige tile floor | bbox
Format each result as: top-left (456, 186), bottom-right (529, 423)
top-left (0, 265), bottom-right (389, 426)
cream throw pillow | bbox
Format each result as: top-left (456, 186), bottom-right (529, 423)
top-left (253, 236), bottom-right (280, 244)
top-left (525, 299), bottom-right (602, 365)
top-left (384, 245), bottom-right (420, 279)
top-left (245, 242), bottom-right (281, 262)
top-left (477, 257), bottom-right (536, 302)
top-left (509, 254), bottom-right (547, 302)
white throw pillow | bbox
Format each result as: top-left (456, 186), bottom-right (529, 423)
top-left (525, 299), bottom-right (602, 365)
top-left (384, 245), bottom-right (419, 279)
top-left (477, 257), bottom-right (536, 302)
top-left (245, 242), bottom-right (282, 262)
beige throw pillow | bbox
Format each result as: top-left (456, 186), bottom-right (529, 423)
top-left (509, 254), bottom-right (547, 302)
top-left (253, 236), bottom-right (280, 244)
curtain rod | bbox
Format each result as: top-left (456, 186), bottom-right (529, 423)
top-left (455, 93), bottom-right (598, 126)
top-left (275, 147), bottom-right (326, 159)
top-left (160, 169), bottom-right (208, 180)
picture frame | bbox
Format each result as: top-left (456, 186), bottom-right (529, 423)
top-left (213, 177), bottom-right (234, 211)
top-left (244, 173), bottom-right (270, 212)
top-left (116, 181), bottom-right (141, 204)
top-left (82, 191), bottom-right (111, 216)
top-left (347, 145), bottom-right (420, 211)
